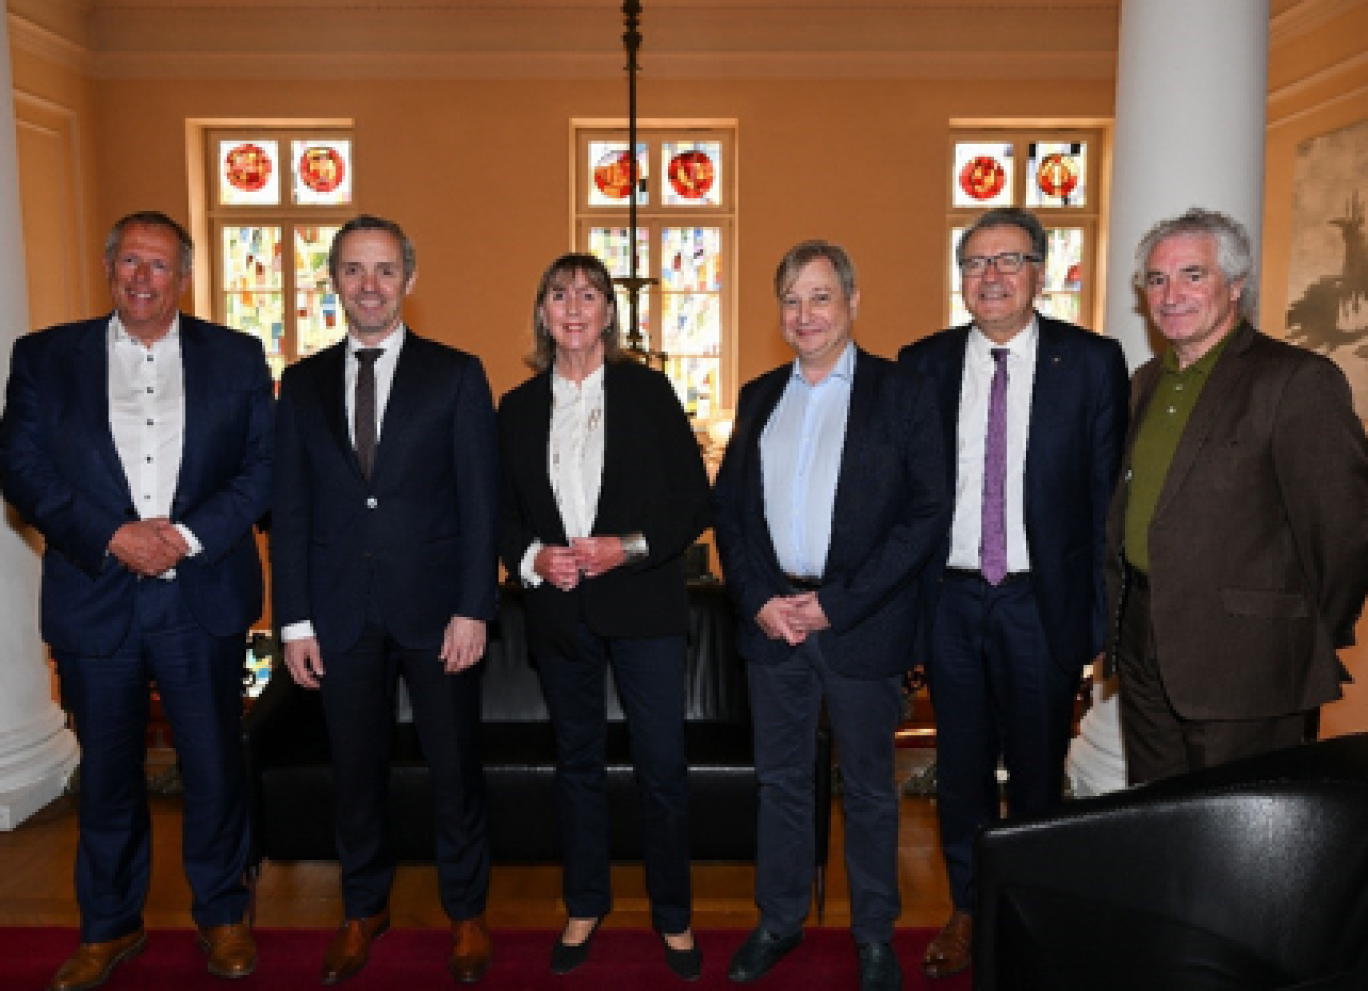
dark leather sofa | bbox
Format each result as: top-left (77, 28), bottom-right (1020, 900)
top-left (974, 732), bottom-right (1368, 991)
top-left (242, 581), bottom-right (833, 914)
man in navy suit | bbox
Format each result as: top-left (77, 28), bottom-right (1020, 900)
top-left (899, 207), bottom-right (1128, 978)
top-left (714, 240), bottom-right (948, 991)
top-left (0, 211), bottom-right (272, 989)
top-left (272, 215), bottom-right (499, 984)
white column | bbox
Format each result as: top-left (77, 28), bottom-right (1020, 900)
top-left (0, 15), bottom-right (80, 828)
top-left (1067, 0), bottom-right (1269, 797)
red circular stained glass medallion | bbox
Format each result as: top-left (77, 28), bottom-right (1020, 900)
top-left (1036, 153), bottom-right (1079, 199)
top-left (593, 150), bottom-right (636, 199)
top-left (299, 146), bottom-right (345, 194)
top-left (959, 156), bottom-right (1006, 201)
top-left (225, 144), bottom-right (271, 193)
top-left (668, 150), bottom-right (715, 200)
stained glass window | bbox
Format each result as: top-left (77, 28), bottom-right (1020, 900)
top-left (952, 142), bottom-right (1014, 209)
top-left (946, 128), bottom-right (1103, 331)
top-left (292, 141), bottom-right (352, 206)
top-left (1026, 141), bottom-right (1087, 208)
top-left (220, 140), bottom-right (280, 206)
top-left (661, 142), bottom-right (723, 208)
top-left (577, 125), bottom-right (735, 419)
top-left (588, 142), bottom-right (648, 207)
top-left (208, 127), bottom-right (354, 377)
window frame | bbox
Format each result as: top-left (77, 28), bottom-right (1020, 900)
top-left (573, 121), bottom-right (738, 420)
top-left (946, 125), bottom-right (1107, 331)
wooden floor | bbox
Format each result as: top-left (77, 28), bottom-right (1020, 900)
top-left (0, 749), bottom-right (953, 934)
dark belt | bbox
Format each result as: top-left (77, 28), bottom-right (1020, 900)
top-left (944, 567), bottom-right (1030, 586)
top-left (782, 573), bottom-right (822, 592)
top-left (1125, 561), bottom-right (1151, 591)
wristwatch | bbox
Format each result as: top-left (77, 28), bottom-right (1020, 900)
top-left (620, 532), bottom-right (648, 564)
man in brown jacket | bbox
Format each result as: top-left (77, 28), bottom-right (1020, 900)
top-left (1106, 207), bottom-right (1368, 785)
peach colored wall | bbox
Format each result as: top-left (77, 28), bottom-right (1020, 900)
top-left (87, 73), bottom-right (1113, 400)
top-left (1262, 2), bottom-right (1368, 740)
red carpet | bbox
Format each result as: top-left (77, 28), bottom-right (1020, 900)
top-left (0, 925), bottom-right (972, 989)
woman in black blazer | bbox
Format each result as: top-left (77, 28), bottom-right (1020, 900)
top-left (497, 253), bottom-right (711, 980)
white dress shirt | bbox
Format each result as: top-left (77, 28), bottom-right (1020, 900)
top-left (281, 326), bottom-right (406, 642)
top-left (947, 319), bottom-right (1038, 573)
top-left (107, 314), bottom-right (198, 577)
top-left (760, 342), bottom-right (856, 580)
top-left (520, 364), bottom-right (607, 586)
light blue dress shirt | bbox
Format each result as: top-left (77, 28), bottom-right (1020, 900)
top-left (760, 342), bottom-right (856, 579)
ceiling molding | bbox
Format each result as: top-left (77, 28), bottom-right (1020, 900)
top-left (91, 47), bottom-right (1116, 81)
top-left (1270, 0), bottom-right (1364, 46)
top-left (6, 13), bottom-right (94, 73)
top-left (1268, 48), bottom-right (1368, 110)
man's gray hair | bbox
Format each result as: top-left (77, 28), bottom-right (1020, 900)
top-left (1134, 207), bottom-right (1257, 319)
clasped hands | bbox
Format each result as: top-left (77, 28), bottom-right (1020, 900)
top-left (107, 518), bottom-right (188, 577)
top-left (534, 536), bottom-right (626, 592)
top-left (756, 592), bottom-right (829, 646)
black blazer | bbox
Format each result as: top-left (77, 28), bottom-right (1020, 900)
top-left (899, 314), bottom-right (1129, 673)
top-left (498, 359), bottom-right (710, 657)
top-left (0, 314), bottom-right (273, 656)
top-left (271, 331), bottom-right (500, 653)
top-left (712, 347), bottom-right (949, 678)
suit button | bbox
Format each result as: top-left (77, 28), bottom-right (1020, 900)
top-left (366, 497), bottom-right (378, 509)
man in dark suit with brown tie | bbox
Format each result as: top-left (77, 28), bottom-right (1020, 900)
top-left (271, 215), bottom-right (500, 983)
top-left (1107, 207), bottom-right (1368, 785)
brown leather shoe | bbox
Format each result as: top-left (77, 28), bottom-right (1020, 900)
top-left (49, 929), bottom-right (147, 991)
top-left (197, 921), bottom-right (258, 979)
top-left (322, 911), bottom-right (391, 985)
top-left (449, 915), bottom-right (492, 983)
top-left (922, 909), bottom-right (973, 978)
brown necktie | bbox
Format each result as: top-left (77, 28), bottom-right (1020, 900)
top-left (354, 348), bottom-right (382, 479)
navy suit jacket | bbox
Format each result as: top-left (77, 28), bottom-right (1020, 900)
top-left (899, 314), bottom-right (1128, 673)
top-left (0, 314), bottom-right (273, 656)
top-left (271, 331), bottom-right (499, 653)
top-left (497, 359), bottom-right (710, 658)
top-left (712, 347), bottom-right (949, 678)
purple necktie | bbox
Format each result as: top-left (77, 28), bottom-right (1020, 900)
top-left (980, 347), bottom-right (1009, 585)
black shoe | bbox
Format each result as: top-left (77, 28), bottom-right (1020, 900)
top-left (550, 916), bottom-right (604, 975)
top-left (727, 927), bottom-right (801, 983)
top-left (662, 933), bottom-right (702, 981)
top-left (858, 941), bottom-right (903, 991)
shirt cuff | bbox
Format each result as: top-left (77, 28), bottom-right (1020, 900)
top-left (175, 523), bottom-right (203, 558)
top-left (520, 540), bottom-right (545, 587)
top-left (280, 620), bottom-right (316, 642)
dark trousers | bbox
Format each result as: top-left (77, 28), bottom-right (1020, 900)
top-left (55, 579), bottom-right (250, 942)
top-left (1116, 578), bottom-right (1308, 786)
top-left (318, 620), bottom-right (489, 921)
top-left (536, 624), bottom-right (692, 935)
top-left (929, 574), bottom-right (1079, 912)
top-left (748, 636), bottom-right (902, 944)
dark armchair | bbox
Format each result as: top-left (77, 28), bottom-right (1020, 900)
top-left (974, 733), bottom-right (1368, 991)
top-left (242, 582), bottom-right (834, 916)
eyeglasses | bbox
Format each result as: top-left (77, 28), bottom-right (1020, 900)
top-left (958, 252), bottom-right (1042, 277)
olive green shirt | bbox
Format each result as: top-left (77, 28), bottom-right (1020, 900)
top-left (1123, 331), bottom-right (1235, 573)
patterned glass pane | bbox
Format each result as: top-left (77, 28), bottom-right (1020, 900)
top-left (588, 141), bottom-right (648, 207)
top-left (292, 140), bottom-right (353, 206)
top-left (1026, 141), bottom-right (1087, 208)
top-left (220, 140), bottom-right (280, 206)
top-left (663, 354), bottom-right (720, 419)
top-left (952, 142), bottom-right (1013, 209)
top-left (222, 225), bottom-right (285, 376)
top-left (588, 226), bottom-right (651, 278)
top-left (661, 227), bottom-right (722, 292)
top-left (661, 292), bottom-right (721, 355)
top-left (660, 141), bottom-right (723, 207)
top-left (1038, 227), bottom-right (1085, 323)
top-left (294, 225), bottom-right (345, 358)
top-left (948, 227), bottom-right (971, 327)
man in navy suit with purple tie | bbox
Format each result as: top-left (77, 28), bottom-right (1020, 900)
top-left (899, 207), bottom-right (1128, 979)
